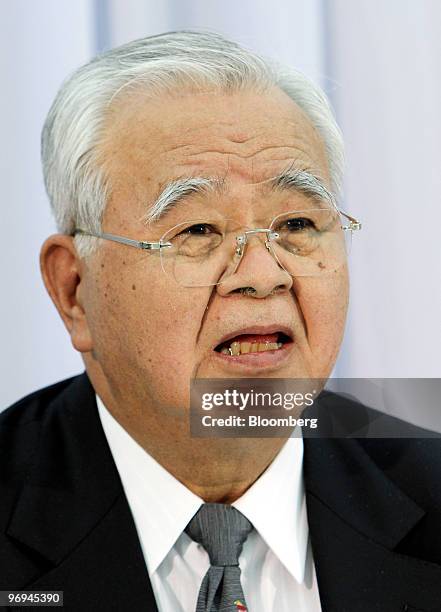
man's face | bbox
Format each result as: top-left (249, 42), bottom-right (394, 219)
top-left (81, 86), bottom-right (349, 412)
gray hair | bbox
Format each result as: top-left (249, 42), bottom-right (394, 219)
top-left (41, 30), bottom-right (344, 258)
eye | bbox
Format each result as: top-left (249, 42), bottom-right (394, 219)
top-left (283, 217), bottom-right (315, 231)
top-left (179, 223), bottom-right (216, 236)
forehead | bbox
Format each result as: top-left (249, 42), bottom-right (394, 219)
top-left (98, 86), bottom-right (330, 225)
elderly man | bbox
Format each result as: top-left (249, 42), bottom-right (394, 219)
top-left (1, 31), bottom-right (440, 612)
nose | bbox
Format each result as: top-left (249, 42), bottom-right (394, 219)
top-left (216, 232), bottom-right (293, 298)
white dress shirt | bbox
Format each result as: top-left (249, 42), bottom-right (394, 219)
top-left (96, 395), bottom-right (322, 611)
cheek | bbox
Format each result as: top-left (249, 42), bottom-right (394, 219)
top-left (88, 256), bottom-right (208, 380)
top-left (134, 294), bottom-right (199, 373)
top-left (297, 267), bottom-right (349, 346)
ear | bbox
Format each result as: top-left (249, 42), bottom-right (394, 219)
top-left (40, 234), bottom-right (93, 353)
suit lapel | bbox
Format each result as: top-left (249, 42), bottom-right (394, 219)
top-left (6, 373), bottom-right (158, 611)
top-left (304, 438), bottom-right (441, 611)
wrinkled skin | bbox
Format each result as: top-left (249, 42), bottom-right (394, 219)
top-left (41, 87), bottom-right (349, 501)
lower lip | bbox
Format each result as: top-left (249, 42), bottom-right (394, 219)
top-left (212, 342), bottom-right (294, 372)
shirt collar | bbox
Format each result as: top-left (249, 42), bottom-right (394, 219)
top-left (96, 394), bottom-right (203, 574)
top-left (232, 434), bottom-right (308, 583)
top-left (96, 395), bottom-right (307, 582)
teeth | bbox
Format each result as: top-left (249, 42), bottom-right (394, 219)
top-left (241, 342), bottom-right (251, 354)
top-left (221, 340), bottom-right (285, 356)
top-left (267, 343), bottom-right (280, 351)
top-left (231, 341), bottom-right (241, 356)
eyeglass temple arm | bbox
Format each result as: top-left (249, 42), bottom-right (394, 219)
top-left (74, 229), bottom-right (172, 250)
top-left (339, 210), bottom-right (362, 232)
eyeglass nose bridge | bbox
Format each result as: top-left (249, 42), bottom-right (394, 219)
top-left (234, 228), bottom-right (280, 257)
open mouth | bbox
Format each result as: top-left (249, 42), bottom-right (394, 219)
top-left (214, 331), bottom-right (293, 356)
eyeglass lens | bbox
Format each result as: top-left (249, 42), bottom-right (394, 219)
top-left (159, 209), bottom-right (351, 287)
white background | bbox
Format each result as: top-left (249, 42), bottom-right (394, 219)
top-left (1, 0), bottom-right (440, 426)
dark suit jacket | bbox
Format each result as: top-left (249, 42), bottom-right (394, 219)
top-left (1, 373), bottom-right (441, 611)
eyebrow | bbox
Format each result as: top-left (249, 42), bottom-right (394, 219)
top-left (142, 176), bottom-right (225, 224)
top-left (142, 167), bottom-right (336, 224)
top-left (266, 167), bottom-right (337, 210)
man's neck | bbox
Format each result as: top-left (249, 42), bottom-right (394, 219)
top-left (86, 360), bottom-right (287, 502)
top-left (115, 412), bottom-right (285, 502)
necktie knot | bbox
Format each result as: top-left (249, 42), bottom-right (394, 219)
top-left (185, 503), bottom-right (253, 567)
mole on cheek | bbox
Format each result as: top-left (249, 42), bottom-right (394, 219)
top-left (132, 284), bottom-right (136, 290)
